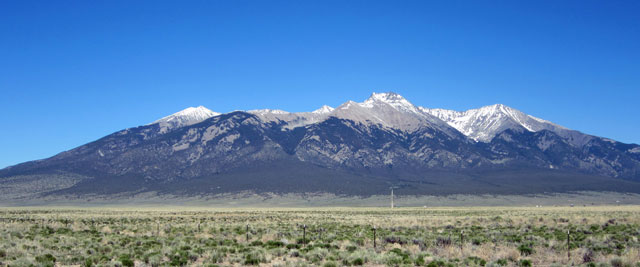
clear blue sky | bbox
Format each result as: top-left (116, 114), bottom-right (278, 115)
top-left (1, 0), bottom-right (639, 168)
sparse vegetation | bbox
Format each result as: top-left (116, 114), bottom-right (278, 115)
top-left (0, 206), bottom-right (638, 266)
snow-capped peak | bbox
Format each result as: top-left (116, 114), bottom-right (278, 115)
top-left (422, 103), bottom-right (575, 143)
top-left (326, 92), bottom-right (460, 135)
top-left (312, 105), bottom-right (335, 114)
top-left (472, 104), bottom-right (560, 132)
top-left (361, 92), bottom-right (420, 113)
top-left (364, 92), bottom-right (410, 106)
top-left (153, 106), bottom-right (219, 124)
top-left (366, 92), bottom-right (406, 103)
top-left (152, 106), bottom-right (220, 133)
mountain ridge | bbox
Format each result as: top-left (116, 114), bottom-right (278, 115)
top-left (1, 92), bottom-right (639, 201)
top-left (147, 92), bottom-right (601, 146)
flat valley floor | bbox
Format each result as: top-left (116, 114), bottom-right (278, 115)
top-left (0, 206), bottom-right (639, 266)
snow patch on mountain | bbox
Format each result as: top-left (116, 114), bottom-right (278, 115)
top-left (419, 108), bottom-right (461, 122)
top-left (152, 106), bottom-right (219, 133)
top-left (247, 109), bottom-right (290, 115)
top-left (312, 105), bottom-right (334, 114)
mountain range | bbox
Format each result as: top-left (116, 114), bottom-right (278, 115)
top-left (2, 92), bottom-right (640, 201)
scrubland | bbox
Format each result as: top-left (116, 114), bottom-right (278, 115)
top-left (0, 206), bottom-right (638, 266)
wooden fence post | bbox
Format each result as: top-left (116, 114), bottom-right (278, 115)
top-left (460, 230), bottom-right (464, 252)
top-left (303, 224), bottom-right (307, 246)
top-left (373, 226), bottom-right (377, 249)
top-left (567, 230), bottom-right (571, 261)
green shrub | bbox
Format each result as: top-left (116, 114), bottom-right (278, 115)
top-left (265, 240), bottom-right (284, 248)
top-left (466, 256), bottom-right (486, 266)
top-left (414, 255), bottom-right (425, 266)
top-left (243, 249), bottom-right (266, 265)
top-left (35, 253), bottom-right (56, 263)
top-left (244, 257), bottom-right (260, 265)
top-left (427, 259), bottom-right (446, 267)
top-left (517, 244), bottom-right (534, 256)
top-left (305, 248), bottom-right (328, 263)
top-left (389, 248), bottom-right (410, 262)
top-left (148, 254), bottom-right (163, 266)
top-left (385, 253), bottom-right (405, 266)
top-left (610, 258), bottom-right (623, 267)
top-left (120, 257), bottom-right (135, 267)
top-left (495, 259), bottom-right (508, 266)
top-left (169, 251), bottom-right (189, 266)
top-left (518, 259), bottom-right (532, 267)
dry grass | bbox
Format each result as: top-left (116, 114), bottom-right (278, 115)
top-left (0, 206), bottom-right (638, 266)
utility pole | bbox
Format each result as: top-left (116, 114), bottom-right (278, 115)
top-left (390, 188), bottom-right (394, 209)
